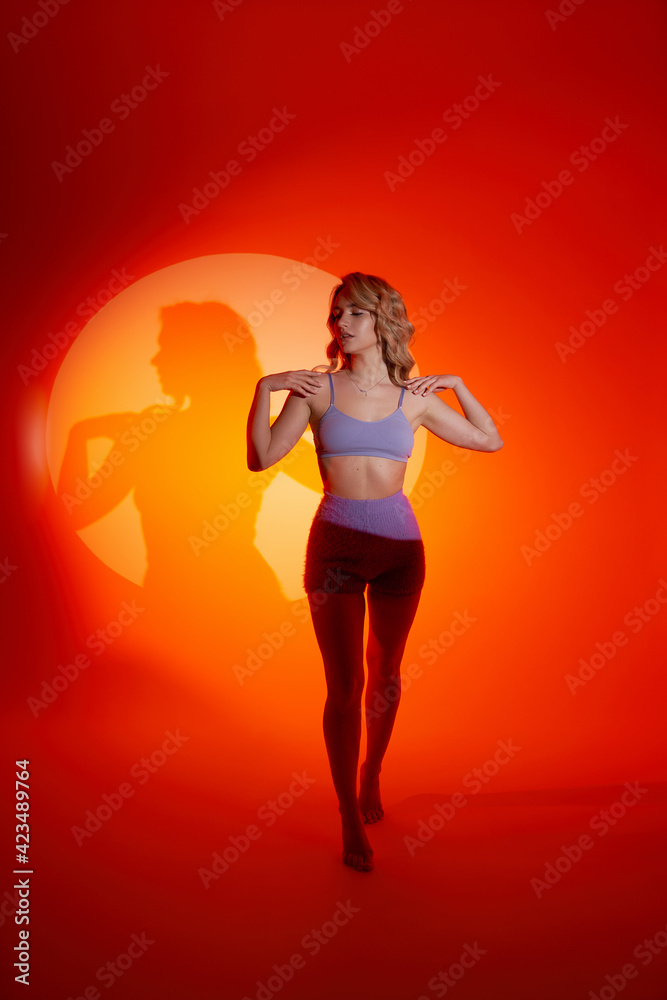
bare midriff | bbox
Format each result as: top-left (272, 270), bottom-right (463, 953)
top-left (317, 454), bottom-right (407, 500)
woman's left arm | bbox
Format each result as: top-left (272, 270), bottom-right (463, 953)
top-left (406, 374), bottom-right (503, 452)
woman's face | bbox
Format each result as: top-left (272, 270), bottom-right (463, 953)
top-left (331, 294), bottom-right (378, 354)
top-left (150, 329), bottom-right (184, 397)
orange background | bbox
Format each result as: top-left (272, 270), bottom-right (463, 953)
top-left (2, 1), bottom-right (666, 997)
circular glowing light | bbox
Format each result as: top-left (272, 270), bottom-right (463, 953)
top-left (45, 254), bottom-right (425, 598)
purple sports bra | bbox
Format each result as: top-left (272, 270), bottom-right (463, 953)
top-left (316, 372), bottom-right (414, 463)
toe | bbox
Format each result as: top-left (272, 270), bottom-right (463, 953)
top-left (362, 807), bottom-right (383, 824)
top-left (342, 851), bottom-right (373, 872)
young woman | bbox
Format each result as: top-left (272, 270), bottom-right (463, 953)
top-left (247, 272), bottom-right (503, 872)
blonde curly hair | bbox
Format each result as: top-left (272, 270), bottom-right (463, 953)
top-left (319, 272), bottom-right (416, 386)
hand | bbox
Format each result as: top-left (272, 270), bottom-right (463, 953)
top-left (404, 374), bottom-right (463, 396)
top-left (261, 370), bottom-right (325, 397)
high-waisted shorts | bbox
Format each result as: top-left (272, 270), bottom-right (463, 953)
top-left (304, 490), bottom-right (425, 596)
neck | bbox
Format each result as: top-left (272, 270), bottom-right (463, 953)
top-left (347, 346), bottom-right (388, 383)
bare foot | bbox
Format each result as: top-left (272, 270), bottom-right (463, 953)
top-left (341, 810), bottom-right (374, 872)
top-left (359, 762), bottom-right (384, 824)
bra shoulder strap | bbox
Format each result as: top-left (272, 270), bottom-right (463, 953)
top-left (328, 371), bottom-right (334, 404)
top-left (398, 385), bottom-right (405, 408)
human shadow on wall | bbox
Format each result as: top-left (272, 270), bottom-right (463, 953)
top-left (57, 301), bottom-right (320, 676)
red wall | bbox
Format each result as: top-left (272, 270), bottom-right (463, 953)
top-left (2, 1), bottom-right (665, 996)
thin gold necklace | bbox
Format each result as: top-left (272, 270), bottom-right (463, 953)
top-left (345, 368), bottom-right (387, 396)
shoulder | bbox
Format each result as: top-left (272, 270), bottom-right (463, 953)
top-left (398, 384), bottom-right (432, 423)
top-left (308, 371), bottom-right (333, 422)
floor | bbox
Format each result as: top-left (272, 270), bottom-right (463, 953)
top-left (4, 645), bottom-right (667, 1000)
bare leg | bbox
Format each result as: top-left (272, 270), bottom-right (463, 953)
top-left (360, 589), bottom-right (422, 823)
top-left (308, 591), bottom-right (373, 872)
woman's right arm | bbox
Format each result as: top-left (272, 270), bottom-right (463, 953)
top-left (247, 370), bottom-right (324, 471)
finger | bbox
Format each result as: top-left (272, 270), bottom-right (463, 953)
top-left (289, 380), bottom-right (321, 395)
